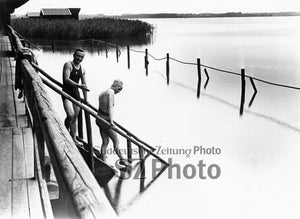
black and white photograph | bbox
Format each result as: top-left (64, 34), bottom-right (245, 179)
top-left (1, 0), bottom-right (300, 218)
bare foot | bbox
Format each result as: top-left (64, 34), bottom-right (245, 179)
top-left (73, 139), bottom-right (83, 147)
top-left (93, 147), bottom-right (107, 161)
top-left (93, 147), bottom-right (101, 157)
top-left (119, 159), bottom-right (131, 168)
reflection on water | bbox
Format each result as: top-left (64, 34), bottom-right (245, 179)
top-left (103, 159), bottom-right (168, 215)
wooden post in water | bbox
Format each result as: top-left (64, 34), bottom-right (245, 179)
top-left (105, 42), bottom-right (108, 58)
top-left (78, 110), bottom-right (83, 139)
top-left (197, 58), bottom-right (201, 98)
top-left (127, 45), bottom-right (130, 69)
top-left (20, 39), bottom-right (25, 47)
top-left (166, 53), bottom-right (170, 85)
top-left (97, 41), bottom-right (100, 55)
top-left (84, 111), bottom-right (94, 173)
top-left (240, 69), bottom-right (246, 116)
top-left (204, 68), bottom-right (210, 89)
top-left (51, 42), bottom-right (54, 53)
top-left (116, 44), bottom-right (119, 63)
top-left (127, 136), bottom-right (132, 163)
top-left (145, 49), bottom-right (149, 76)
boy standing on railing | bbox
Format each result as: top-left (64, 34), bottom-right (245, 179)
top-left (62, 48), bottom-right (89, 146)
top-left (95, 79), bottom-right (130, 167)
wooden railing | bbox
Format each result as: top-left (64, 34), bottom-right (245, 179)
top-left (7, 25), bottom-right (170, 218)
top-left (29, 62), bottom-right (168, 166)
top-left (7, 26), bottom-right (118, 219)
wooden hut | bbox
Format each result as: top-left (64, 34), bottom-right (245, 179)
top-left (40, 8), bottom-right (80, 20)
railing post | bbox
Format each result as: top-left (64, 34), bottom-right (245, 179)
top-left (127, 136), bottom-right (132, 163)
top-left (240, 69), bottom-right (246, 116)
top-left (145, 49), bottom-right (148, 76)
top-left (139, 159), bottom-right (145, 191)
top-left (139, 147), bottom-right (144, 161)
top-left (127, 45), bottom-right (130, 69)
top-left (78, 109), bottom-right (83, 139)
top-left (84, 111), bottom-right (94, 173)
top-left (116, 44), bottom-right (119, 63)
top-left (197, 58), bottom-right (201, 98)
top-left (166, 53), bottom-right (170, 85)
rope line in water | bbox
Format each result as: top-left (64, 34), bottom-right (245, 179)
top-left (129, 48), bottom-right (145, 54)
top-left (201, 64), bottom-right (240, 76)
top-left (148, 53), bottom-right (167, 61)
top-left (20, 33), bottom-right (300, 91)
top-left (169, 57), bottom-right (197, 66)
top-left (200, 64), bottom-right (300, 90)
top-left (248, 76), bottom-right (300, 90)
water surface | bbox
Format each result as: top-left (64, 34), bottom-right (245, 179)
top-left (31, 16), bottom-right (300, 219)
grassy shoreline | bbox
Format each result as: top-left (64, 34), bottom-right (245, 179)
top-left (11, 18), bottom-right (153, 41)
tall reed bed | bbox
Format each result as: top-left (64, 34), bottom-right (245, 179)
top-left (11, 18), bottom-right (153, 40)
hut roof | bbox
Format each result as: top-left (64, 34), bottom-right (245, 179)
top-left (26, 12), bottom-right (40, 18)
top-left (40, 8), bottom-right (72, 16)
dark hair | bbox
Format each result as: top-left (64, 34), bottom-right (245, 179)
top-left (73, 48), bottom-right (84, 55)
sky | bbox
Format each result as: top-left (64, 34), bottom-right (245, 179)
top-left (13, 0), bottom-right (300, 15)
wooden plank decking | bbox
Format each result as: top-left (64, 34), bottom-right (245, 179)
top-left (0, 34), bottom-right (48, 218)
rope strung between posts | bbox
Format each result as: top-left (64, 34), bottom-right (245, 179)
top-left (169, 57), bottom-right (197, 66)
top-left (96, 39), bottom-right (300, 91)
top-left (128, 48), bottom-right (145, 54)
top-left (14, 30), bottom-right (300, 91)
top-left (148, 53), bottom-right (167, 61)
top-left (247, 76), bottom-right (300, 90)
top-left (201, 64), bottom-right (240, 76)
top-left (129, 48), bottom-right (166, 61)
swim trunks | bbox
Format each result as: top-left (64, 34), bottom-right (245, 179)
top-left (96, 109), bottom-right (111, 131)
top-left (62, 62), bottom-right (82, 100)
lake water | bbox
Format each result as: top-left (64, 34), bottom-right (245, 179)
top-left (30, 16), bottom-right (300, 218)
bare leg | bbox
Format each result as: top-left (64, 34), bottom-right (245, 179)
top-left (106, 129), bottom-right (125, 161)
top-left (63, 99), bottom-right (81, 145)
top-left (70, 103), bottom-right (81, 144)
top-left (99, 128), bottom-right (110, 162)
top-left (62, 99), bottom-right (74, 131)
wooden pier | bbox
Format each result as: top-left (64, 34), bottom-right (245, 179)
top-left (0, 33), bottom-right (50, 218)
top-left (1, 29), bottom-right (119, 218)
top-left (0, 24), bottom-right (169, 218)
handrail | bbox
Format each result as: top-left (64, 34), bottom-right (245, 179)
top-left (7, 25), bottom-right (118, 219)
top-left (8, 24), bottom-right (167, 167)
top-left (8, 25), bottom-right (166, 162)
top-left (7, 25), bottom-right (40, 51)
top-left (40, 77), bottom-right (168, 165)
top-left (30, 62), bottom-right (156, 152)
